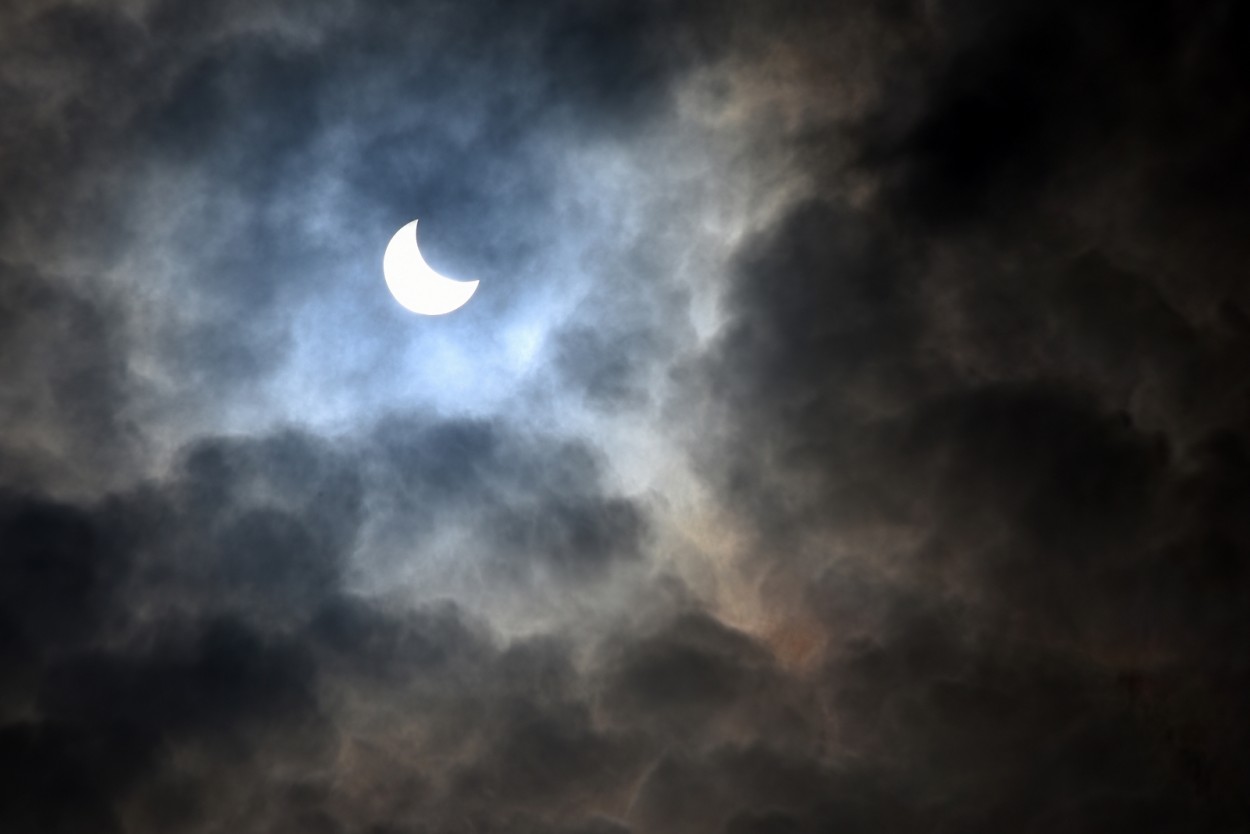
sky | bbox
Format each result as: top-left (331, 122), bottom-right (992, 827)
top-left (2, 0), bottom-right (1249, 831)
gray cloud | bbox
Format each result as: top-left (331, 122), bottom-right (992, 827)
top-left (3, 0), bottom-right (1250, 831)
top-left (0, 416), bottom-right (657, 832)
top-left (683, 0), bottom-right (1250, 829)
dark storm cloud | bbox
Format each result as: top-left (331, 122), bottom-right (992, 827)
top-left (0, 260), bottom-right (139, 494)
top-left (0, 486), bottom-right (334, 833)
top-left (365, 415), bottom-right (649, 582)
top-left (865, 0), bottom-right (1250, 235)
top-left (2, 422), bottom-right (854, 831)
top-left (0, 413), bottom-right (658, 832)
top-left (593, 613), bottom-right (804, 749)
top-left (684, 0), bottom-right (1250, 829)
top-left (4, 0), bottom-right (1250, 832)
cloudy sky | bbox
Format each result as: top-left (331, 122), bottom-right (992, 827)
top-left (3, 0), bottom-right (1250, 831)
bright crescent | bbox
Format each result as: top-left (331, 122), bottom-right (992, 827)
top-left (383, 220), bottom-right (479, 315)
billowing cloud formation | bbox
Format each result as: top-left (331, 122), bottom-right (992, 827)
top-left (3, 0), bottom-right (1250, 831)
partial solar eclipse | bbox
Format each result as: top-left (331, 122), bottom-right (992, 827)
top-left (383, 220), bottom-right (479, 315)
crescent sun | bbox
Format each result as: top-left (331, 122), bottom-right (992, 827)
top-left (383, 220), bottom-right (479, 316)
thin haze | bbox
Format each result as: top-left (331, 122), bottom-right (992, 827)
top-left (2, 0), bottom-right (1249, 832)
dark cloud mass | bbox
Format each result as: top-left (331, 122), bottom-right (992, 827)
top-left (3, 0), bottom-right (1250, 831)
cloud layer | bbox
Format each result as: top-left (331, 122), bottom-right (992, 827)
top-left (2, 0), bottom-right (1249, 831)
